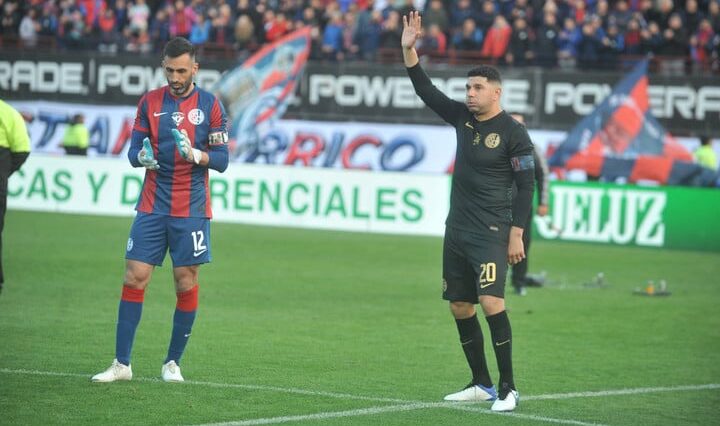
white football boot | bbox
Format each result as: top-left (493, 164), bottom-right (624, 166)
top-left (444, 383), bottom-right (497, 401)
top-left (491, 385), bottom-right (519, 411)
top-left (161, 360), bottom-right (185, 382)
top-left (91, 359), bottom-right (132, 382)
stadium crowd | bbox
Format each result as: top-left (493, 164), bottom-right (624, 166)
top-left (1, 0), bottom-right (718, 71)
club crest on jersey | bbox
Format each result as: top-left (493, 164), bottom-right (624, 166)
top-left (485, 133), bottom-right (501, 148)
top-left (188, 108), bottom-right (205, 125)
top-left (171, 112), bottom-right (185, 126)
top-left (127, 238), bottom-right (134, 252)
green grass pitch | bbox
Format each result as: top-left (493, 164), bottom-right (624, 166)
top-left (2, 210), bottom-right (719, 425)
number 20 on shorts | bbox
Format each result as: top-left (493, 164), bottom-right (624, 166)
top-left (479, 262), bottom-right (496, 286)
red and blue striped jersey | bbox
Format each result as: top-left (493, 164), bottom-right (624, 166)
top-left (129, 85), bottom-right (229, 219)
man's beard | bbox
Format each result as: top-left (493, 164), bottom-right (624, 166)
top-left (169, 80), bottom-right (193, 96)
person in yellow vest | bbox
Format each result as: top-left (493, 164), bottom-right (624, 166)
top-left (0, 100), bottom-right (31, 294)
top-left (62, 113), bottom-right (89, 156)
top-left (695, 136), bottom-right (718, 171)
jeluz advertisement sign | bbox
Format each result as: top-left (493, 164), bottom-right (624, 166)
top-left (535, 181), bottom-right (720, 251)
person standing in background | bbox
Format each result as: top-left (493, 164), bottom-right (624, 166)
top-left (0, 100), bottom-right (31, 294)
top-left (62, 113), bottom-right (89, 156)
top-left (510, 113), bottom-right (549, 296)
top-left (695, 136), bottom-right (718, 171)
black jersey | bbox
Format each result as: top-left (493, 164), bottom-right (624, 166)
top-left (407, 64), bottom-right (535, 234)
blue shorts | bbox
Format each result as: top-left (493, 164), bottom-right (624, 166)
top-left (125, 212), bottom-right (211, 267)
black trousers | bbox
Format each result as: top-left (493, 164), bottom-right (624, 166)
top-left (511, 209), bottom-right (533, 287)
top-left (0, 149), bottom-right (10, 285)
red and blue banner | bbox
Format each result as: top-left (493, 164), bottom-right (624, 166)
top-left (212, 28), bottom-right (311, 160)
top-left (548, 61), bottom-right (717, 186)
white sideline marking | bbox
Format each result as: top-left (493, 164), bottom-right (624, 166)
top-left (195, 403), bottom-right (444, 426)
top-left (522, 383), bottom-right (720, 401)
top-left (2, 369), bottom-right (718, 426)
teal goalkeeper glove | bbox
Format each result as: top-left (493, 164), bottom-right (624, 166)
top-left (137, 137), bottom-right (159, 170)
top-left (172, 128), bottom-right (202, 164)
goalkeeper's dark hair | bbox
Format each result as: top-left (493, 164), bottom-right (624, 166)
top-left (467, 65), bottom-right (501, 84)
top-left (163, 37), bottom-right (197, 61)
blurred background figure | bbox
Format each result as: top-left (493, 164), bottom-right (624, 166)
top-left (62, 113), bottom-right (89, 156)
top-left (695, 136), bottom-right (718, 171)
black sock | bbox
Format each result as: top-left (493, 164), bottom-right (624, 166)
top-left (486, 310), bottom-right (515, 391)
top-left (455, 314), bottom-right (492, 388)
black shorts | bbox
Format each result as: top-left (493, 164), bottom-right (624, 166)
top-left (442, 225), bottom-right (509, 302)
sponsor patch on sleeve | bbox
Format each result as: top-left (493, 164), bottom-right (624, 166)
top-left (208, 131), bottom-right (228, 146)
top-left (511, 154), bottom-right (534, 172)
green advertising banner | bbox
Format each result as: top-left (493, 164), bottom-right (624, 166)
top-left (534, 182), bottom-right (720, 252)
top-left (9, 156), bottom-right (720, 251)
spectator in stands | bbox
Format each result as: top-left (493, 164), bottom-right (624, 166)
top-left (422, 22), bottom-right (448, 54)
top-left (709, 1), bottom-right (720, 33)
top-left (189, 13), bottom-right (210, 44)
top-left (452, 17), bottom-right (483, 51)
top-left (18, 8), bottom-right (39, 47)
top-left (234, 14), bottom-right (256, 52)
top-left (691, 18), bottom-right (716, 66)
top-left (601, 24), bottom-right (624, 69)
top-left (379, 9), bottom-right (402, 49)
top-left (171, 0), bottom-right (196, 38)
top-left (608, 0), bottom-right (632, 31)
top-left (38, 3), bottom-right (58, 37)
top-left (128, 0), bottom-right (150, 33)
top-left (640, 20), bottom-right (663, 54)
top-left (683, 0), bottom-right (703, 35)
top-left (62, 113), bottom-right (89, 156)
top-left (656, 0), bottom-right (674, 30)
top-left (695, 136), bottom-right (718, 171)
top-left (264, 10), bottom-right (289, 42)
top-left (209, 3), bottom-right (233, 45)
top-left (506, 17), bottom-right (534, 66)
top-left (557, 17), bottom-right (581, 68)
top-left (450, 0), bottom-right (478, 29)
top-left (623, 17), bottom-right (643, 54)
top-left (423, 0), bottom-right (449, 34)
top-left (322, 11), bottom-right (344, 60)
top-left (149, 8), bottom-right (171, 49)
top-left (354, 6), bottom-right (383, 60)
top-left (98, 8), bottom-right (120, 53)
top-left (510, 0), bottom-right (533, 24)
top-left (341, 11), bottom-right (360, 60)
top-left (61, 9), bottom-right (86, 49)
top-left (1, 0), bottom-right (21, 36)
top-left (577, 19), bottom-right (604, 69)
top-left (481, 15), bottom-right (512, 61)
top-left (533, 12), bottom-right (560, 68)
top-left (660, 13), bottom-right (689, 75)
top-left (477, 0), bottom-right (497, 34)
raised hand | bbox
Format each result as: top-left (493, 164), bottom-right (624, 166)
top-left (138, 137), bottom-right (160, 170)
top-left (401, 11), bottom-right (422, 50)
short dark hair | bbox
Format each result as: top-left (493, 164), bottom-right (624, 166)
top-left (467, 65), bottom-right (502, 84)
top-left (163, 37), bottom-right (196, 61)
top-left (701, 135), bottom-right (712, 146)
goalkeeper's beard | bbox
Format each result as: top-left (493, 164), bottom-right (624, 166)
top-left (169, 79), bottom-right (193, 97)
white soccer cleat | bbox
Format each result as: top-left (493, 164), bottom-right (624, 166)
top-left (161, 360), bottom-right (184, 382)
top-left (491, 387), bottom-right (519, 411)
top-left (91, 359), bottom-right (132, 382)
top-left (443, 383), bottom-right (497, 401)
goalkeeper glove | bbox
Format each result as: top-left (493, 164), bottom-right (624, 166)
top-left (138, 137), bottom-right (159, 170)
top-left (172, 128), bottom-right (202, 164)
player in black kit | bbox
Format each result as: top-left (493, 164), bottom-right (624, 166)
top-left (402, 11), bottom-right (535, 412)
